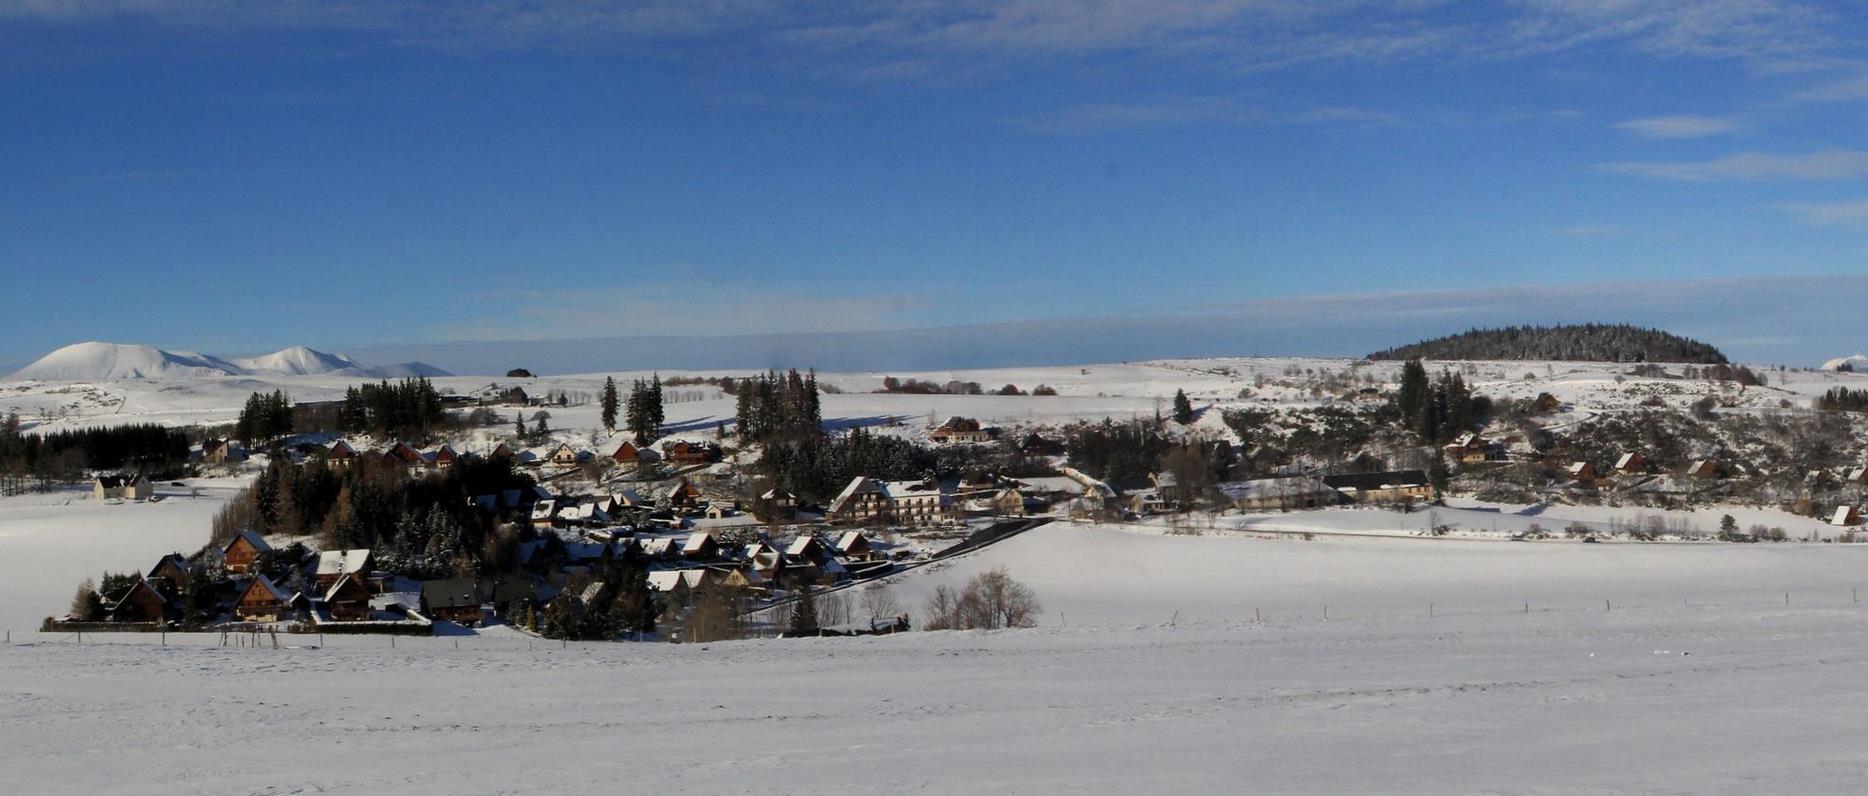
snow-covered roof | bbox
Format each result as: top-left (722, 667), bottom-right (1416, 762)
top-left (315, 549), bottom-right (371, 577)
top-left (786, 535), bottom-right (823, 557)
top-left (1615, 453), bottom-right (1639, 469)
top-left (681, 532), bottom-right (714, 555)
top-left (835, 531), bottom-right (869, 553)
top-left (246, 574), bottom-right (291, 603)
top-left (229, 529), bottom-right (272, 554)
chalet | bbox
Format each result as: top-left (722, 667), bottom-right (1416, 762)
top-left (323, 573), bottom-right (373, 622)
top-left (611, 489), bottom-right (646, 509)
top-left (930, 416), bottom-right (993, 444)
top-left (610, 440), bottom-right (643, 466)
top-left (427, 445), bottom-right (458, 470)
top-left (1219, 477), bottom-right (1341, 511)
top-left (647, 569), bottom-right (709, 596)
top-left (200, 439), bottom-right (244, 465)
top-left (1567, 462), bottom-right (1600, 483)
top-left (758, 488), bottom-right (799, 520)
top-left (111, 578), bottom-right (168, 623)
top-left (1128, 490), bottom-right (1168, 516)
top-left (1321, 470), bottom-right (1434, 505)
top-left (1018, 433), bottom-right (1066, 456)
top-left (834, 531), bottom-right (873, 561)
top-left (235, 574), bottom-right (293, 622)
top-left (530, 498), bottom-right (562, 528)
top-left (785, 534), bottom-right (829, 563)
top-left (661, 440), bottom-right (723, 465)
top-left (990, 487), bottom-right (1032, 517)
top-left (662, 479), bottom-right (704, 510)
top-left (490, 442), bottom-right (515, 460)
top-left (147, 554), bottom-right (192, 592)
top-left (93, 474), bottom-right (153, 501)
top-left (1614, 453), bottom-right (1648, 476)
top-left (487, 577), bottom-right (537, 617)
top-left (1686, 459), bottom-right (1722, 480)
top-left (703, 504), bottom-right (734, 520)
top-left (222, 530), bottom-right (272, 575)
top-left (1443, 433), bottom-right (1488, 465)
top-left (383, 441), bottom-right (425, 471)
top-left (744, 542), bottom-right (784, 581)
top-left (1149, 472), bottom-right (1187, 508)
top-left (1833, 506), bottom-right (1862, 527)
top-left (421, 578), bottom-right (482, 625)
top-left (325, 440), bottom-right (359, 470)
top-left (1847, 467), bottom-right (1868, 486)
top-left (498, 386), bottom-right (529, 406)
top-left (636, 537), bottom-right (680, 559)
top-left (314, 549), bottom-right (373, 588)
top-left (680, 532), bottom-right (719, 560)
top-left (548, 443), bottom-right (581, 467)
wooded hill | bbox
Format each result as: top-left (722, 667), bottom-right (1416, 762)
top-left (1368, 324), bottom-right (1727, 364)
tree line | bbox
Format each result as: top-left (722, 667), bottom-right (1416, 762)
top-left (337, 378), bottom-right (446, 441)
top-left (0, 421), bottom-right (191, 486)
top-left (734, 369), bottom-right (821, 443)
top-left (1369, 323), bottom-right (1728, 364)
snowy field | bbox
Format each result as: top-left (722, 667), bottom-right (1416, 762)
top-left (10, 600), bottom-right (1868, 793)
top-left (0, 483), bottom-right (230, 633)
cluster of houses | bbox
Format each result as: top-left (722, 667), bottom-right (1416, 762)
top-left (312, 436), bottom-right (724, 476)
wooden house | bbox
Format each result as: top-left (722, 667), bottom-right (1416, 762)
top-left (314, 549), bottom-right (373, 588)
top-left (1614, 452), bottom-right (1647, 476)
top-left (1443, 433), bottom-right (1489, 465)
top-left (834, 531), bottom-right (873, 561)
top-left (662, 479), bottom-right (703, 510)
top-left (201, 438), bottom-right (243, 465)
top-left (757, 488), bottom-right (798, 520)
top-left (1847, 466), bottom-right (1868, 486)
top-left (427, 445), bottom-right (458, 470)
top-left (991, 487), bottom-right (1030, 517)
top-left (1832, 506), bottom-right (1862, 527)
top-left (1686, 459), bottom-right (1722, 480)
top-left (1566, 462), bottom-right (1600, 483)
top-left (1321, 471), bottom-right (1434, 505)
top-left (785, 534), bottom-right (828, 563)
top-left (610, 441), bottom-right (643, 466)
top-left (323, 573), bottom-right (373, 622)
top-left (222, 530), bottom-right (272, 575)
top-left (384, 441), bottom-right (425, 472)
top-left (661, 440), bottom-right (723, 465)
top-left (235, 574), bottom-right (292, 622)
top-left (111, 578), bottom-right (168, 623)
top-left (681, 532), bottom-right (719, 560)
top-left (147, 553), bottom-right (192, 592)
top-left (420, 578), bottom-right (482, 626)
top-left (548, 443), bottom-right (580, 467)
top-left (929, 416), bottom-right (993, 444)
top-left (325, 440), bottom-right (359, 470)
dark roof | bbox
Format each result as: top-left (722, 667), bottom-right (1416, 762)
top-left (1321, 470), bottom-right (1431, 491)
top-left (421, 578), bottom-right (479, 610)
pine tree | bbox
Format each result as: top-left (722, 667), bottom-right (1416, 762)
top-left (789, 583), bottom-right (820, 636)
top-left (515, 412), bottom-right (527, 438)
top-left (1428, 449), bottom-right (1450, 498)
top-left (1171, 389), bottom-right (1195, 425)
top-left (600, 377), bottom-right (619, 432)
top-left (1397, 358), bottom-right (1430, 421)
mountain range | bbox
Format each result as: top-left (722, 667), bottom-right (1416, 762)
top-left (7, 342), bottom-right (450, 381)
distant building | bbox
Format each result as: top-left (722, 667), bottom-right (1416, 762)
top-left (93, 473), bottom-right (152, 501)
top-left (930, 417), bottom-right (993, 444)
top-left (1321, 470), bottom-right (1434, 505)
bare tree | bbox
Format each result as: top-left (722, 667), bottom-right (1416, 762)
top-left (860, 584), bottom-right (901, 621)
top-left (926, 568), bottom-right (1043, 631)
top-left (922, 584), bottom-right (960, 630)
top-left (817, 590), bottom-right (852, 627)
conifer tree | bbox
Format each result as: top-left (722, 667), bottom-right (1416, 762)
top-left (1171, 389), bottom-right (1195, 425)
top-left (600, 377), bottom-right (619, 432)
top-left (789, 583), bottom-right (820, 636)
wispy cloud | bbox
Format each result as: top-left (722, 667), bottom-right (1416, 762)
top-left (1597, 149), bottom-right (1868, 182)
top-left (1781, 199), bottom-right (1868, 225)
top-left (426, 283), bottom-right (926, 342)
top-left (1792, 72), bottom-right (1868, 102)
top-left (1613, 114), bottom-right (1740, 138)
top-left (1006, 97), bottom-right (1408, 134)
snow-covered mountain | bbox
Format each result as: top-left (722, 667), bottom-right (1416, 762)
top-left (7, 342), bottom-right (450, 381)
top-left (1822, 353), bottom-right (1868, 372)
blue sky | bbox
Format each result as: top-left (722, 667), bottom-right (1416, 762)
top-left (2, 1), bottom-right (1866, 369)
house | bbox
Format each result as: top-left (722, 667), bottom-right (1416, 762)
top-left (147, 554), bottom-right (192, 592)
top-left (1832, 506), bottom-right (1862, 527)
top-left (1127, 490), bottom-right (1168, 515)
top-left (530, 498), bottom-right (562, 528)
top-left (610, 440), bottom-right (643, 466)
top-left (421, 578), bottom-right (482, 625)
top-left (1443, 433), bottom-right (1489, 465)
top-left (743, 542), bottom-right (784, 580)
top-left (882, 480), bottom-right (948, 524)
top-left (323, 573), bottom-right (373, 621)
top-left (93, 473), bottom-right (153, 501)
top-left (314, 549), bottom-right (373, 588)
top-left (222, 530), bottom-right (272, 575)
top-left (427, 445), bottom-right (458, 470)
top-left (930, 416), bottom-right (993, 444)
top-left (680, 532), bottom-right (719, 560)
top-left (703, 504), bottom-right (734, 520)
top-left (661, 440), bottom-right (723, 465)
top-left (548, 443), bottom-right (581, 467)
top-left (201, 438), bottom-right (244, 465)
top-left (757, 488), bottom-right (799, 520)
top-left (990, 487), bottom-right (1033, 517)
top-left (1686, 459), bottom-right (1722, 480)
top-left (1615, 453), bottom-right (1648, 476)
top-left (1321, 470), bottom-right (1434, 505)
top-left (1847, 466), bottom-right (1868, 486)
top-left (647, 569), bottom-right (709, 596)
top-left (383, 441), bottom-right (425, 472)
top-left (111, 578), bottom-right (168, 623)
top-left (1219, 477), bottom-right (1341, 511)
top-left (1018, 433), bottom-right (1066, 456)
top-left (1566, 462), bottom-right (1600, 483)
top-left (325, 440), bottom-right (359, 470)
top-left (785, 534), bottom-right (829, 563)
top-left (662, 479), bottom-right (703, 510)
top-left (234, 574), bottom-right (293, 622)
top-left (498, 386), bottom-right (529, 406)
top-left (834, 531), bottom-right (873, 561)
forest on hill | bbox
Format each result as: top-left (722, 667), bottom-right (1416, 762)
top-left (1368, 324), bottom-right (1728, 364)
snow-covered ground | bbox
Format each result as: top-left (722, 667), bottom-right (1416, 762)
top-left (10, 598), bottom-right (1868, 793)
top-left (0, 482), bottom-right (233, 633)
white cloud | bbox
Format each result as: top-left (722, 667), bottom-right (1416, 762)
top-left (1781, 199), bottom-right (1868, 225)
top-left (1613, 114), bottom-right (1740, 138)
top-left (1597, 149), bottom-right (1868, 182)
